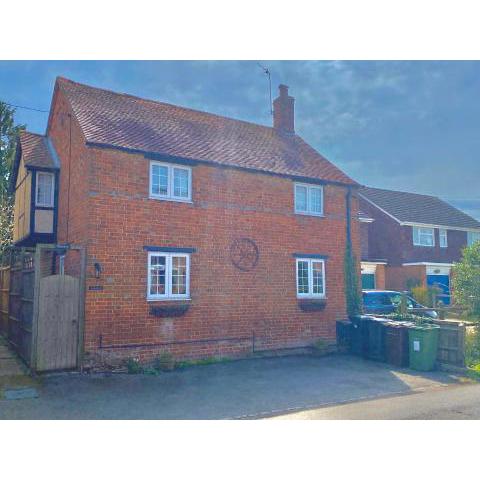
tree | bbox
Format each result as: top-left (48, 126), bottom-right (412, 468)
top-left (344, 242), bottom-right (362, 317)
top-left (0, 102), bottom-right (25, 254)
top-left (452, 241), bottom-right (480, 318)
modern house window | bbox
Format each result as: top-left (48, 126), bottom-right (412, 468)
top-left (294, 183), bottom-right (323, 216)
top-left (147, 252), bottom-right (190, 300)
top-left (150, 161), bottom-right (192, 202)
top-left (35, 172), bottom-right (55, 207)
top-left (468, 231), bottom-right (480, 246)
top-left (413, 226), bottom-right (435, 247)
top-left (439, 229), bottom-right (448, 248)
top-left (296, 258), bottom-right (326, 298)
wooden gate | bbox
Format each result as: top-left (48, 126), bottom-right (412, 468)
top-left (34, 274), bottom-right (80, 371)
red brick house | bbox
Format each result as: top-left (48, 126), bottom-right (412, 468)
top-left (10, 77), bottom-right (360, 368)
top-left (358, 186), bottom-right (480, 303)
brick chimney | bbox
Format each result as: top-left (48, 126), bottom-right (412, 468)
top-left (273, 84), bottom-right (295, 134)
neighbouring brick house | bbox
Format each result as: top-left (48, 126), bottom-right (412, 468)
top-left (10, 77), bottom-right (360, 368)
top-left (358, 186), bottom-right (480, 303)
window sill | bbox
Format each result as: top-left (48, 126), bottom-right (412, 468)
top-left (147, 297), bottom-right (191, 302)
top-left (149, 195), bottom-right (193, 204)
top-left (295, 211), bottom-right (325, 218)
top-left (297, 298), bottom-right (327, 311)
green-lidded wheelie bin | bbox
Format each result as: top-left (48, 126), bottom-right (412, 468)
top-left (408, 323), bottom-right (440, 371)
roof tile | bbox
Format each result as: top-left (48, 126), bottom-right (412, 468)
top-left (360, 186), bottom-right (480, 230)
top-left (56, 77), bottom-right (356, 186)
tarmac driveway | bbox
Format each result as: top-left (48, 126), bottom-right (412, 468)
top-left (0, 354), bottom-right (466, 419)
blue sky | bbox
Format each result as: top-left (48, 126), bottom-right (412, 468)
top-left (1, 60), bottom-right (479, 219)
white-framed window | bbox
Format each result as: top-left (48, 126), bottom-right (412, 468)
top-left (439, 229), bottom-right (448, 248)
top-left (294, 183), bottom-right (323, 216)
top-left (413, 226), bottom-right (435, 247)
top-left (296, 258), bottom-right (326, 298)
top-left (147, 252), bottom-right (190, 300)
top-left (468, 231), bottom-right (480, 246)
top-left (35, 171), bottom-right (55, 207)
top-left (149, 161), bottom-right (192, 202)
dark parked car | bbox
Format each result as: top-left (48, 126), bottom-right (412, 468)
top-left (362, 290), bottom-right (438, 319)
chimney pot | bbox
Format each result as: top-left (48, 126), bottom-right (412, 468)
top-left (273, 84), bottom-right (295, 134)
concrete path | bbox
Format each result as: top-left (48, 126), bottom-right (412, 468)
top-left (272, 383), bottom-right (480, 419)
top-left (0, 336), bottom-right (27, 377)
top-left (0, 354), bottom-right (469, 419)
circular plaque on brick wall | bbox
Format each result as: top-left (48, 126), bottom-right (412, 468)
top-left (229, 238), bottom-right (259, 272)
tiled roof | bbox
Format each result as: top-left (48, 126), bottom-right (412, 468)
top-left (359, 186), bottom-right (480, 230)
top-left (18, 131), bottom-right (57, 169)
top-left (56, 77), bottom-right (356, 186)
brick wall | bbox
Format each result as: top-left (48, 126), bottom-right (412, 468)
top-left (48, 87), bottom-right (359, 367)
top-left (375, 264), bottom-right (386, 289)
top-left (385, 265), bottom-right (426, 291)
top-left (359, 221), bottom-right (369, 259)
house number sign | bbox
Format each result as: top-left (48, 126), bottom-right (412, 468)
top-left (229, 238), bottom-right (259, 272)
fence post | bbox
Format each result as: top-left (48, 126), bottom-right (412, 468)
top-left (30, 246), bottom-right (42, 371)
top-left (76, 246), bottom-right (87, 371)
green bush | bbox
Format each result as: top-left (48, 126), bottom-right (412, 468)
top-left (465, 326), bottom-right (480, 368)
top-left (410, 286), bottom-right (441, 308)
top-left (452, 242), bottom-right (480, 317)
top-left (382, 312), bottom-right (427, 324)
top-left (125, 357), bottom-right (143, 374)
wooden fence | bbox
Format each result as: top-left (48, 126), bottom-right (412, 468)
top-left (0, 265), bottom-right (10, 335)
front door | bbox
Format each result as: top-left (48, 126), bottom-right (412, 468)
top-left (427, 274), bottom-right (450, 305)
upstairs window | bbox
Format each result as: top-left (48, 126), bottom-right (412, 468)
top-left (413, 226), bottom-right (434, 247)
top-left (468, 231), bottom-right (480, 246)
top-left (296, 258), bottom-right (326, 298)
top-left (294, 183), bottom-right (323, 216)
top-left (147, 252), bottom-right (190, 300)
top-left (439, 229), bottom-right (448, 248)
top-left (150, 161), bottom-right (191, 202)
top-left (35, 172), bottom-right (55, 207)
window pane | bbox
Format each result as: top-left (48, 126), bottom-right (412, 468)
top-left (312, 261), bottom-right (324, 294)
top-left (440, 229), bottom-right (447, 247)
top-left (297, 260), bottom-right (309, 294)
top-left (150, 255), bottom-right (166, 296)
top-left (309, 187), bottom-right (322, 214)
top-left (171, 256), bottom-right (187, 295)
top-left (151, 165), bottom-right (168, 195)
top-left (295, 185), bottom-right (307, 211)
top-left (413, 227), bottom-right (420, 245)
top-left (173, 168), bottom-right (189, 198)
top-left (419, 228), bottom-right (434, 246)
top-left (414, 227), bottom-right (434, 246)
top-left (37, 173), bottom-right (53, 206)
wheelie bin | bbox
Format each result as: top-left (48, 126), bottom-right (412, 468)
top-left (350, 315), bottom-right (371, 358)
top-left (408, 323), bottom-right (440, 371)
top-left (366, 316), bottom-right (387, 361)
top-left (383, 321), bottom-right (413, 367)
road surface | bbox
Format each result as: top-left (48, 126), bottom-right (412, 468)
top-left (272, 383), bottom-right (480, 419)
